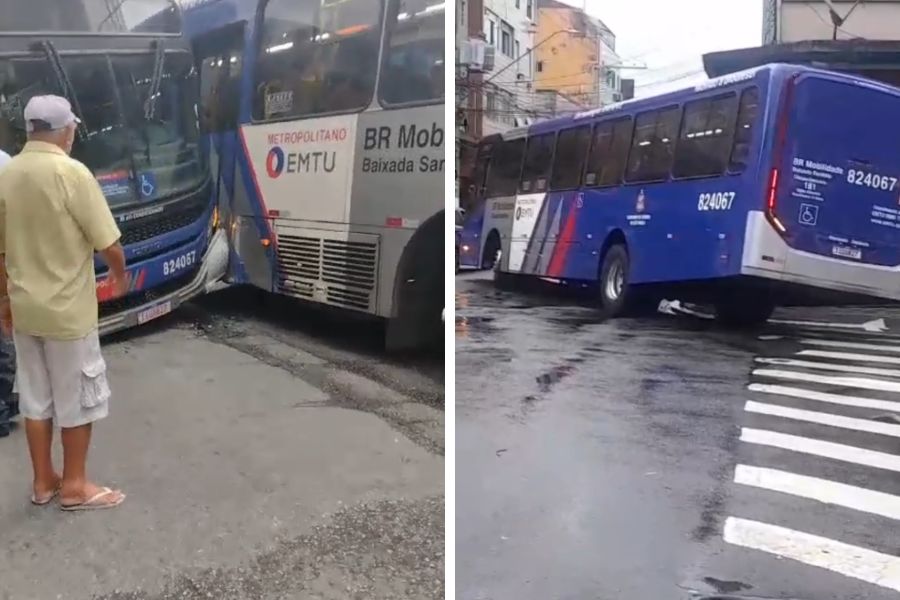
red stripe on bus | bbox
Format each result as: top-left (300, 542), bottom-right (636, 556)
top-left (547, 200), bottom-right (579, 277)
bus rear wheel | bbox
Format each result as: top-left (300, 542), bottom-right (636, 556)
top-left (598, 244), bottom-right (630, 318)
top-left (481, 232), bottom-right (501, 270)
top-left (714, 298), bottom-right (775, 329)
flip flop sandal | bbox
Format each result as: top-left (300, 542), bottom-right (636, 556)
top-left (31, 485), bottom-right (60, 506)
top-left (60, 487), bottom-right (126, 511)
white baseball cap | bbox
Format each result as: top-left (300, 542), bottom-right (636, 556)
top-left (23, 95), bottom-right (81, 132)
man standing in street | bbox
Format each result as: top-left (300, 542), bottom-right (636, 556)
top-left (0, 148), bottom-right (14, 439)
top-left (0, 95), bottom-right (128, 509)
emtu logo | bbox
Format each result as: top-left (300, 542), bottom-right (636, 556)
top-left (266, 146), bottom-right (285, 178)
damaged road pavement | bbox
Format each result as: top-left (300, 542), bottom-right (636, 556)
top-left (0, 288), bottom-right (444, 600)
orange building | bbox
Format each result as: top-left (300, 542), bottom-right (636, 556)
top-left (533, 0), bottom-right (619, 108)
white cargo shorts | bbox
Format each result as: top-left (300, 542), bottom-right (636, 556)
top-left (13, 329), bottom-right (111, 428)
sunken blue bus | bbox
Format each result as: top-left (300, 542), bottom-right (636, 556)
top-left (0, 0), bottom-right (228, 334)
top-left (458, 64), bottom-right (900, 326)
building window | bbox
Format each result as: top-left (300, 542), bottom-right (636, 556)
top-left (488, 19), bottom-right (495, 45)
top-left (515, 40), bottom-right (520, 58)
top-left (526, 0), bottom-right (533, 19)
top-left (500, 21), bottom-right (514, 57)
top-left (515, 0), bottom-right (520, 7)
top-left (536, 60), bottom-right (543, 73)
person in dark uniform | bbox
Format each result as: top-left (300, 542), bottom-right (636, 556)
top-left (0, 147), bottom-right (15, 437)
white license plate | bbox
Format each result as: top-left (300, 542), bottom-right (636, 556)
top-left (832, 245), bottom-right (862, 260)
top-left (137, 301), bottom-right (172, 324)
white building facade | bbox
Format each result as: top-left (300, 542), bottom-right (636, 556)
top-left (481, 0), bottom-right (537, 134)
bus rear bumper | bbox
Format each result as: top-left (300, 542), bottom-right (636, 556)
top-left (99, 229), bottom-right (230, 336)
top-left (741, 211), bottom-right (900, 300)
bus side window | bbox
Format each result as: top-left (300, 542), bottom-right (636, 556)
top-left (486, 139), bottom-right (525, 198)
top-left (519, 133), bottom-right (555, 193)
top-left (379, 0), bottom-right (445, 106)
top-left (550, 126), bottom-right (591, 191)
top-left (252, 0), bottom-right (383, 121)
top-left (729, 87), bottom-right (760, 172)
top-left (585, 117), bottom-right (632, 187)
top-left (672, 93), bottom-right (738, 179)
top-left (625, 106), bottom-right (680, 183)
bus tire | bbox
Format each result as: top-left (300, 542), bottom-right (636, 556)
top-left (386, 213), bottom-right (443, 353)
top-left (714, 299), bottom-right (775, 329)
top-left (481, 231), bottom-right (501, 271)
top-left (598, 244), bottom-right (630, 318)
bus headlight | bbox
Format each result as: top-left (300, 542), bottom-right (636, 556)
top-left (208, 207), bottom-right (219, 240)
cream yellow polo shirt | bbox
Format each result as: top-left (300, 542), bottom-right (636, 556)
top-left (0, 141), bottom-right (121, 340)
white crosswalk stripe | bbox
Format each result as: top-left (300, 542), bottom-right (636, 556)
top-left (724, 329), bottom-right (900, 592)
top-left (747, 383), bottom-right (900, 413)
top-left (734, 465), bottom-right (900, 521)
top-left (744, 401), bottom-right (900, 437)
top-left (752, 368), bottom-right (900, 393)
top-left (724, 517), bottom-right (900, 592)
top-left (754, 357), bottom-right (900, 378)
top-left (798, 349), bottom-right (900, 365)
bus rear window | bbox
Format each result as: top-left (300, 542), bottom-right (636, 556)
top-left (585, 118), bottom-right (632, 187)
top-left (519, 133), bottom-right (555, 193)
top-left (379, 0), bottom-right (445, 106)
top-left (672, 94), bottom-right (738, 178)
top-left (626, 106), bottom-right (680, 183)
top-left (253, 0), bottom-right (383, 121)
top-left (729, 87), bottom-right (759, 172)
top-left (486, 139), bottom-right (525, 197)
top-left (550, 126), bottom-right (590, 191)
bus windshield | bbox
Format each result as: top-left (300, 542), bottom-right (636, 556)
top-left (0, 51), bottom-right (204, 206)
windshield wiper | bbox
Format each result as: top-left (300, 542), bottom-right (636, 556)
top-left (144, 39), bottom-right (165, 121)
top-left (39, 40), bottom-right (88, 139)
top-left (103, 55), bottom-right (143, 197)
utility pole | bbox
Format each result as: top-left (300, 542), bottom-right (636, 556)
top-left (467, 0), bottom-right (485, 139)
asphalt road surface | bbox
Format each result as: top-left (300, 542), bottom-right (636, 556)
top-left (456, 270), bottom-right (900, 600)
top-left (0, 287), bottom-right (444, 600)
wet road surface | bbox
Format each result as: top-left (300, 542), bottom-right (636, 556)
top-left (456, 270), bottom-right (900, 600)
top-left (0, 287), bottom-right (444, 600)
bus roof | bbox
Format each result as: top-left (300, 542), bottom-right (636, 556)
top-left (521, 62), bottom-right (893, 137)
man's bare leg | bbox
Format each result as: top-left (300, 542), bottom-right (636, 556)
top-left (59, 423), bottom-right (123, 507)
top-left (24, 417), bottom-right (60, 499)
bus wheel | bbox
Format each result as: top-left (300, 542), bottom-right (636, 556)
top-left (481, 232), bottom-right (501, 270)
top-left (598, 244), bottom-right (630, 318)
top-left (714, 299), bottom-right (775, 329)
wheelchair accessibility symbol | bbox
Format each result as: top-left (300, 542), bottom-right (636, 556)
top-left (139, 172), bottom-right (157, 199)
top-left (798, 203), bottom-right (819, 226)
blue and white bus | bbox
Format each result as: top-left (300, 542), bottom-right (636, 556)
top-left (183, 0), bottom-right (444, 350)
top-left (0, 0), bottom-right (228, 334)
top-left (458, 63), bottom-right (900, 326)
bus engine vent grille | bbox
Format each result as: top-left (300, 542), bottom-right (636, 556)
top-left (322, 239), bottom-right (377, 311)
top-left (275, 233), bottom-right (378, 313)
top-left (276, 235), bottom-right (322, 283)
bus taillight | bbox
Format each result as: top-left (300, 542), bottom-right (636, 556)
top-left (766, 168), bottom-right (787, 233)
top-left (767, 168), bottom-right (779, 211)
